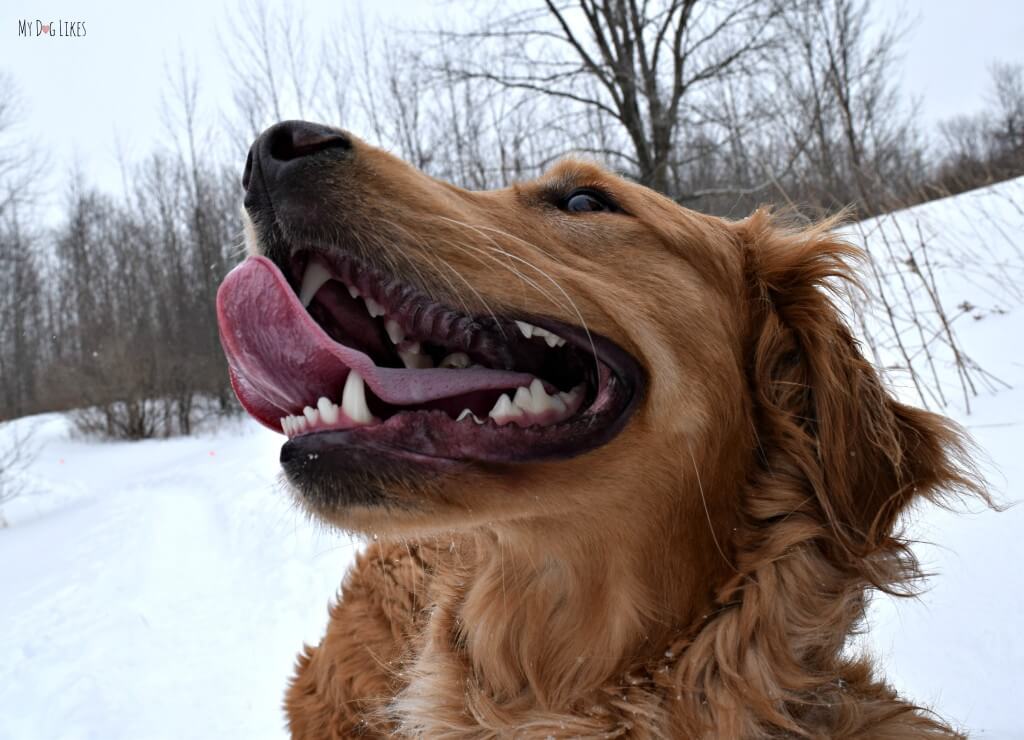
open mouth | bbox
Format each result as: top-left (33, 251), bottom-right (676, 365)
top-left (216, 249), bottom-right (645, 466)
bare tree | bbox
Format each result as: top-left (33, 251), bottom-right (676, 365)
top-left (224, 0), bottom-right (326, 154)
top-left (933, 61), bottom-right (1024, 196)
top-left (0, 422), bottom-right (35, 526)
top-left (764, 0), bottom-right (923, 215)
top-left (988, 61), bottom-right (1024, 167)
top-left (438, 1), bottom-right (782, 194)
top-left (0, 71), bottom-right (34, 215)
top-left (0, 73), bottom-right (46, 419)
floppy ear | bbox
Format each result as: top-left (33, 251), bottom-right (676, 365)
top-left (736, 210), bottom-right (981, 590)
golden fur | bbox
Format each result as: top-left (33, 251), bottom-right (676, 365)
top-left (267, 136), bottom-right (983, 738)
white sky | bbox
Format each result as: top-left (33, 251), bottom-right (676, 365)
top-left (3, 0), bottom-right (1023, 218)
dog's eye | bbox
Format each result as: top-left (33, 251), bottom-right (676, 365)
top-left (564, 189), bottom-right (614, 213)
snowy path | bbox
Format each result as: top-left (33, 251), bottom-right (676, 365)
top-left (0, 417), bottom-right (360, 740)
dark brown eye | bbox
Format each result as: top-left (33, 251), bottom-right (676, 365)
top-left (564, 190), bottom-right (613, 213)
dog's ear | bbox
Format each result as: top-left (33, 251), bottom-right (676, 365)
top-left (736, 210), bottom-right (981, 589)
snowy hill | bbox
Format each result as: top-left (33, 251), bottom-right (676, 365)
top-left (853, 177), bottom-right (1024, 738)
top-left (2, 178), bottom-right (1023, 738)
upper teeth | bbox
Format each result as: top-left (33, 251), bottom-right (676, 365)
top-left (299, 258), bottom-right (334, 307)
top-left (299, 263), bottom-right (567, 353)
top-left (385, 319), bottom-right (405, 344)
top-left (289, 262), bottom-right (583, 434)
top-left (515, 321), bottom-right (566, 347)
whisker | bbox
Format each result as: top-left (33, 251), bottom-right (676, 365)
top-left (432, 215), bottom-right (600, 383)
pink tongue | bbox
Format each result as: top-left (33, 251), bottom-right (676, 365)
top-left (216, 256), bottom-right (537, 426)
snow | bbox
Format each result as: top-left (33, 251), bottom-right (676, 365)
top-left (852, 177), bottom-right (1024, 738)
top-left (1, 177), bottom-right (1023, 738)
top-left (0, 416), bottom-right (361, 740)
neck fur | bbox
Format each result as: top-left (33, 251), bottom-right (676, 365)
top-left (403, 496), bottom-right (726, 719)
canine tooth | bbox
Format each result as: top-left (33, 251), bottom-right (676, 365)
top-left (439, 352), bottom-right (471, 369)
top-left (299, 259), bottom-right (333, 307)
top-left (342, 370), bottom-right (374, 424)
top-left (385, 319), bottom-right (405, 344)
top-left (488, 393), bottom-right (523, 424)
top-left (317, 396), bottom-right (338, 425)
top-left (303, 406), bottom-right (319, 425)
top-left (364, 297), bottom-right (385, 318)
top-left (515, 321), bottom-right (535, 338)
top-left (399, 349), bottom-right (434, 369)
top-left (280, 417), bottom-right (289, 435)
top-left (347, 284), bottom-right (360, 299)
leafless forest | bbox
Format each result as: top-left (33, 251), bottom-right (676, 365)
top-left (1, 0), bottom-right (1022, 438)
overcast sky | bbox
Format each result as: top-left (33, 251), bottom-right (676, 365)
top-left (3, 0), bottom-right (1023, 217)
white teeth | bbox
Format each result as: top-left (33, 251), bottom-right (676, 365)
top-left (385, 319), bottom-right (405, 344)
top-left (347, 284), bottom-right (360, 299)
top-left (364, 297), bottom-right (386, 318)
top-left (515, 321), bottom-right (566, 348)
top-left (303, 406), bottom-right (319, 425)
top-left (439, 352), bottom-right (471, 369)
top-left (510, 378), bottom-right (564, 416)
top-left (299, 258), bottom-right (333, 307)
top-left (341, 370), bottom-right (374, 424)
top-left (513, 385), bottom-right (533, 411)
top-left (280, 415), bottom-right (310, 436)
top-left (456, 409), bottom-right (484, 424)
top-left (559, 383), bottom-right (585, 411)
top-left (488, 393), bottom-right (524, 425)
top-left (317, 396), bottom-right (339, 425)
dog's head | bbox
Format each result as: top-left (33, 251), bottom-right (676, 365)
top-left (218, 121), bottom-right (973, 586)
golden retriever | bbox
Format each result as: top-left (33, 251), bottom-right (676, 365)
top-left (216, 121), bottom-right (982, 738)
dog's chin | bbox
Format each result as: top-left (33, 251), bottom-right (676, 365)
top-left (280, 434), bottom-right (451, 529)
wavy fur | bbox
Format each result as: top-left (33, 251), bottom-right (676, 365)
top-left (273, 148), bottom-right (985, 738)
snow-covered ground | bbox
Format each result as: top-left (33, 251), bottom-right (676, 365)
top-left (1, 178), bottom-right (1022, 738)
top-left (0, 416), bottom-right (360, 740)
top-left (852, 178), bottom-right (1024, 738)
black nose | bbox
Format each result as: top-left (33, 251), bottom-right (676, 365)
top-left (242, 120), bottom-right (352, 193)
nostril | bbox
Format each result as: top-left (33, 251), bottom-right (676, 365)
top-left (242, 147), bottom-right (254, 191)
top-left (244, 121), bottom-right (352, 197)
top-left (268, 122), bottom-right (352, 162)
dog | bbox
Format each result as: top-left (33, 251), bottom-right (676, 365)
top-left (216, 121), bottom-right (983, 738)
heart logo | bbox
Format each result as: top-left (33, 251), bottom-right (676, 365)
top-left (41, 24), bottom-right (50, 34)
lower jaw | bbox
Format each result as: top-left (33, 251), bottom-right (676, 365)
top-left (279, 405), bottom-right (617, 468)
